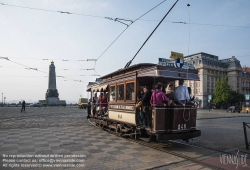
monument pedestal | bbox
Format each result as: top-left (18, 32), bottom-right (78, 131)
top-left (47, 97), bottom-right (59, 106)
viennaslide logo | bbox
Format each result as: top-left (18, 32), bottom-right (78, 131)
top-left (220, 150), bottom-right (248, 169)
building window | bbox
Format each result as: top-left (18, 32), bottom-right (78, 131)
top-left (126, 82), bottom-right (135, 101)
top-left (117, 84), bottom-right (124, 100)
top-left (208, 69), bottom-right (210, 73)
top-left (110, 85), bottom-right (116, 102)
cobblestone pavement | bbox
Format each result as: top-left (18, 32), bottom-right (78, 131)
top-left (0, 107), bottom-right (89, 129)
top-left (197, 109), bottom-right (250, 119)
top-left (0, 107), bottom-right (250, 170)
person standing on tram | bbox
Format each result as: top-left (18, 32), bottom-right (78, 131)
top-left (101, 93), bottom-right (108, 116)
top-left (150, 83), bottom-right (169, 105)
top-left (149, 83), bottom-right (169, 129)
top-left (166, 84), bottom-right (185, 106)
top-left (141, 86), bottom-right (151, 128)
top-left (175, 80), bottom-right (190, 104)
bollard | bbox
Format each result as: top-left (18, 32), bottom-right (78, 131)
top-left (243, 122), bottom-right (249, 150)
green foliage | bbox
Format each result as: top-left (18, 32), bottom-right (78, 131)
top-left (213, 77), bottom-right (245, 104)
top-left (213, 77), bottom-right (231, 103)
top-left (230, 90), bottom-right (245, 103)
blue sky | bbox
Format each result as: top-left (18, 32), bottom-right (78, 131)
top-left (0, 0), bottom-right (250, 103)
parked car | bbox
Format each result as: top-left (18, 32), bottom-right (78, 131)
top-left (16, 103), bottom-right (22, 107)
top-left (29, 102), bottom-right (43, 107)
top-left (227, 106), bottom-right (240, 113)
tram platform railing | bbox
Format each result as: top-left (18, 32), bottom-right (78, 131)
top-left (243, 122), bottom-right (250, 150)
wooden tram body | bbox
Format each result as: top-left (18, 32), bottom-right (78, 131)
top-left (87, 63), bottom-right (201, 141)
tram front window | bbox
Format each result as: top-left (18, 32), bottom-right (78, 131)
top-left (117, 84), bottom-right (124, 100)
top-left (110, 86), bottom-right (116, 101)
top-left (126, 82), bottom-right (135, 101)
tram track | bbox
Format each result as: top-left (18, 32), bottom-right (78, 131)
top-left (87, 118), bottom-right (226, 170)
top-left (197, 115), bottom-right (250, 120)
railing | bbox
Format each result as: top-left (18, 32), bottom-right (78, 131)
top-left (243, 122), bottom-right (250, 150)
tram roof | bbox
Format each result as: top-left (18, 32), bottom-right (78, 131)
top-left (87, 63), bottom-right (199, 91)
top-left (99, 63), bottom-right (155, 79)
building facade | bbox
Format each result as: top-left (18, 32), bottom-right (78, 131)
top-left (183, 52), bottom-right (247, 108)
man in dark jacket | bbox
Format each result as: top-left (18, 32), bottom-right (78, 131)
top-left (141, 86), bottom-right (151, 127)
top-left (21, 100), bottom-right (26, 113)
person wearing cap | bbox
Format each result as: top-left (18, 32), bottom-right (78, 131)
top-left (175, 80), bottom-right (190, 104)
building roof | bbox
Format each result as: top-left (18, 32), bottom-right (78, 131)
top-left (242, 67), bottom-right (250, 73)
top-left (184, 52), bottom-right (219, 60)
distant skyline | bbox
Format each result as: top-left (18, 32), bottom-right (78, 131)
top-left (0, 0), bottom-right (250, 103)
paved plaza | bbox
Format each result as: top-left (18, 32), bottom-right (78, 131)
top-left (0, 107), bottom-right (250, 169)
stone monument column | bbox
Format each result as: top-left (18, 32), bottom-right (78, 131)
top-left (45, 61), bottom-right (59, 105)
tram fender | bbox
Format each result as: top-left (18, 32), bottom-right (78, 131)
top-left (156, 130), bottom-right (201, 141)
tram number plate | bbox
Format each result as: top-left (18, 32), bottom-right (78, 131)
top-left (178, 124), bottom-right (186, 130)
top-left (118, 114), bottom-right (122, 119)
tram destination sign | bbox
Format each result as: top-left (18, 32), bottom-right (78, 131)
top-left (158, 58), bottom-right (171, 66)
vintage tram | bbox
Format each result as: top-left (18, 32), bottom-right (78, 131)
top-left (87, 63), bottom-right (201, 141)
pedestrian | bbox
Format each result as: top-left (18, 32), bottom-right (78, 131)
top-left (21, 100), bottom-right (26, 113)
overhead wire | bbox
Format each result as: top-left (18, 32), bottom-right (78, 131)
top-left (5, 57), bottom-right (95, 62)
top-left (1, 58), bottom-right (95, 83)
top-left (124, 0), bottom-right (179, 68)
top-left (94, 0), bottom-right (167, 72)
top-left (0, 2), bottom-right (107, 19)
top-left (1, 2), bottom-right (249, 29)
top-left (95, 0), bottom-right (166, 62)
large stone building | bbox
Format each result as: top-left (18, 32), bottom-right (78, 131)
top-left (183, 52), bottom-right (248, 108)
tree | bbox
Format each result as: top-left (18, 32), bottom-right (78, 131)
top-left (213, 77), bottom-right (231, 104)
top-left (230, 90), bottom-right (245, 103)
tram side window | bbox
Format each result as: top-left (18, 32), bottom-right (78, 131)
top-left (126, 82), bottom-right (135, 101)
top-left (110, 86), bottom-right (116, 101)
top-left (117, 84), bottom-right (124, 100)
